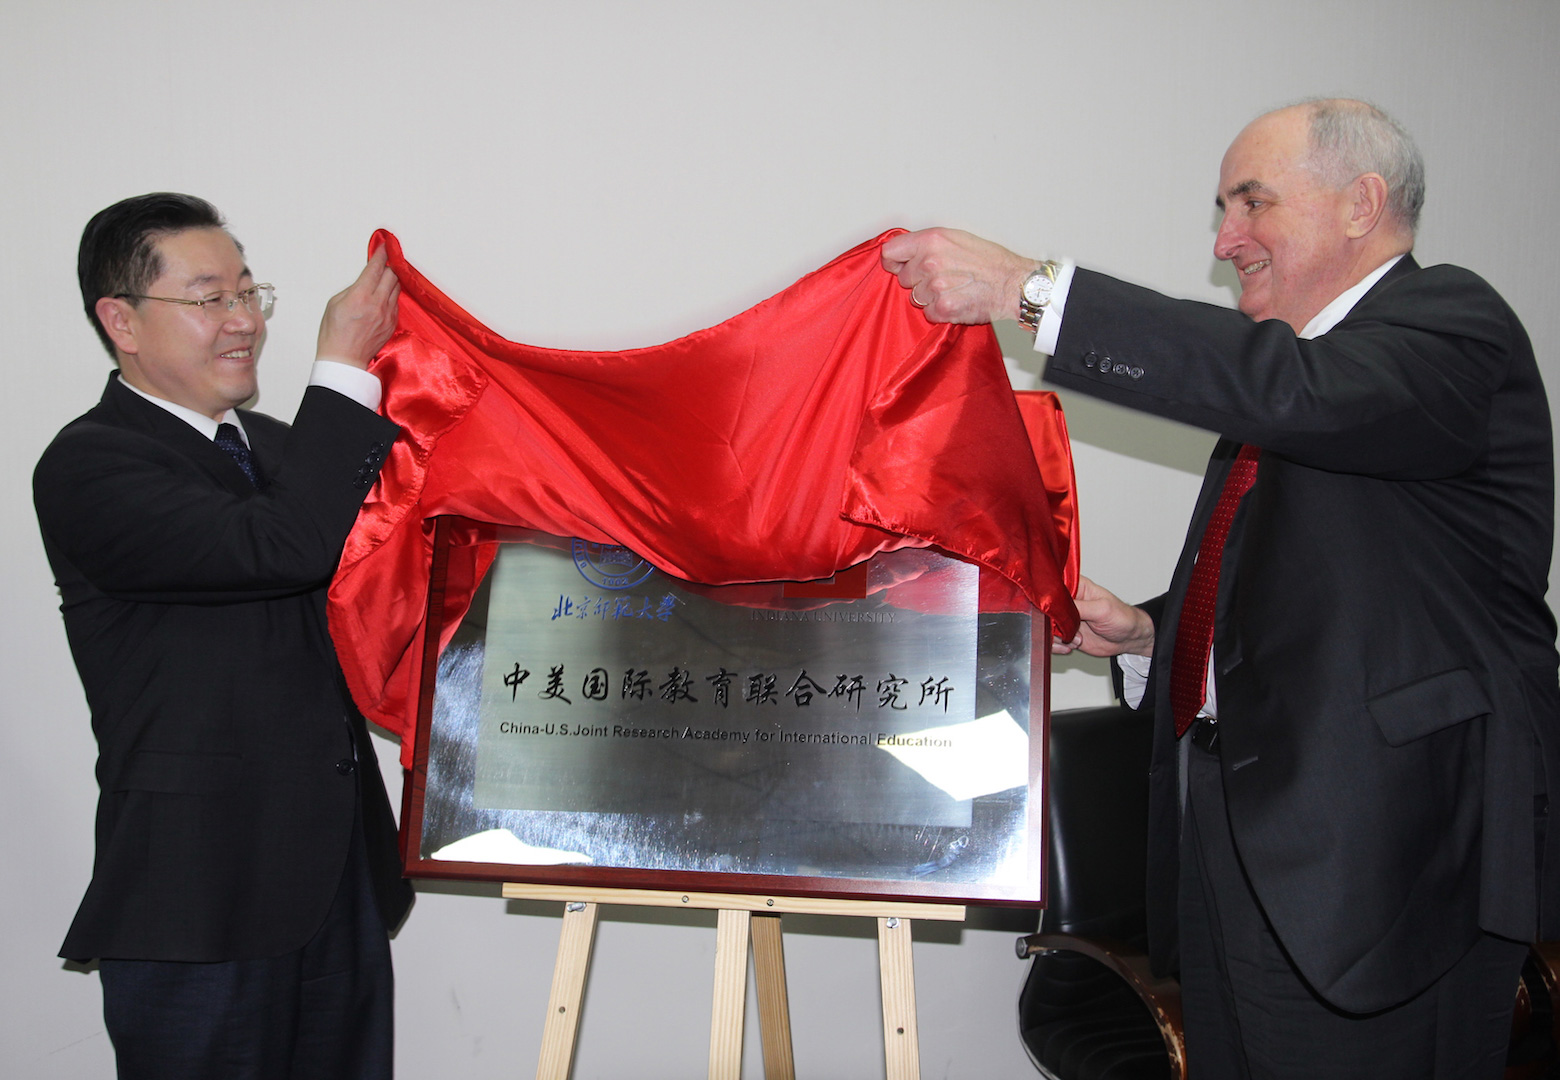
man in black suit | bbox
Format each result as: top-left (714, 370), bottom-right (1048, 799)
top-left (34, 193), bottom-right (415, 1078)
top-left (884, 100), bottom-right (1558, 1077)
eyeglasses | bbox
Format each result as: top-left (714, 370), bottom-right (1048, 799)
top-left (117, 283), bottom-right (275, 321)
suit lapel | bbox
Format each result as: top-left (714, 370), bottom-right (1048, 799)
top-left (240, 409), bottom-right (287, 486)
top-left (1332, 254), bottom-right (1420, 331)
top-left (96, 375), bottom-right (259, 498)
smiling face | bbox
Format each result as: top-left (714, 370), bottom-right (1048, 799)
top-left (1214, 107), bottom-right (1361, 333)
top-left (99, 227), bottom-right (262, 419)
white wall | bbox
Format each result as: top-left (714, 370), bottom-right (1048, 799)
top-left (3, 1), bottom-right (1556, 1076)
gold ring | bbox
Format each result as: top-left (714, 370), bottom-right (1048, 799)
top-left (910, 292), bottom-right (928, 309)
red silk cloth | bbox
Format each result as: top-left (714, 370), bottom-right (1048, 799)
top-left (329, 229), bottom-right (1080, 765)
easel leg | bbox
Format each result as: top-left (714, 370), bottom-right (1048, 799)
top-left (709, 907), bottom-right (752, 1080)
top-left (537, 901), bottom-right (599, 1080)
top-left (503, 886), bottom-right (959, 1079)
top-left (878, 916), bottom-right (921, 1080)
top-left (751, 913), bottom-right (795, 1080)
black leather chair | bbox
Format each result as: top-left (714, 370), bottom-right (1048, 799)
top-left (1508, 942), bottom-right (1560, 1079)
top-left (1015, 703), bottom-right (1560, 1080)
top-left (1015, 703), bottom-right (1182, 1080)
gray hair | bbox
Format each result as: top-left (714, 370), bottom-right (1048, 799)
top-left (1299, 98), bottom-right (1425, 234)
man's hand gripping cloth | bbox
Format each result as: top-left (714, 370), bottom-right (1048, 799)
top-left (330, 229), bottom-right (1080, 766)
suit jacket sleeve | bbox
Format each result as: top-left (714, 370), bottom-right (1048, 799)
top-left (1045, 265), bottom-right (1515, 479)
top-left (36, 385), bottom-right (395, 604)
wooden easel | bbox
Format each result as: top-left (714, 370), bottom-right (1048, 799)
top-left (503, 883), bottom-right (966, 1080)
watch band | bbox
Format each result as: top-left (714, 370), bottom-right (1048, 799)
top-left (1018, 260), bottom-right (1062, 332)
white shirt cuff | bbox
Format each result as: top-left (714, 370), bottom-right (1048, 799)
top-left (1031, 258), bottom-right (1077, 357)
top-left (1117, 651), bottom-right (1152, 710)
top-left (310, 359), bottom-right (383, 412)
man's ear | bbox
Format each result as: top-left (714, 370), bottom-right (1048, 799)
top-left (94, 296), bottom-right (139, 357)
top-left (1345, 173), bottom-right (1390, 239)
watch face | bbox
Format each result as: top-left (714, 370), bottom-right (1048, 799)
top-left (1022, 270), bottom-right (1054, 307)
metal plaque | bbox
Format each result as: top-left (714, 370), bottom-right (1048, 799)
top-left (402, 522), bottom-right (1047, 905)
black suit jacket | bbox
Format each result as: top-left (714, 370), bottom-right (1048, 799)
top-left (1045, 257), bottom-right (1560, 1013)
top-left (35, 375), bottom-right (414, 962)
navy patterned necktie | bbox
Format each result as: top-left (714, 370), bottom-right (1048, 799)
top-left (214, 422), bottom-right (264, 489)
top-left (1170, 444), bottom-right (1261, 737)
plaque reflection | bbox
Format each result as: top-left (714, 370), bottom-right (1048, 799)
top-left (417, 531), bottom-right (1040, 899)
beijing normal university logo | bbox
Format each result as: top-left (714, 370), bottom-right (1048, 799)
top-left (571, 539), bottom-right (655, 590)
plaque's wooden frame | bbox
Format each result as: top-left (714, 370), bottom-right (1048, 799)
top-left (398, 516), bottom-right (1050, 908)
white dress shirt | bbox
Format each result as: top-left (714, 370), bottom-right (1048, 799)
top-left (118, 358), bottom-right (383, 446)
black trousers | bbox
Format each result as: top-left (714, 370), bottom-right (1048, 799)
top-left (100, 814), bottom-right (395, 1080)
top-left (1178, 739), bottom-right (1527, 1080)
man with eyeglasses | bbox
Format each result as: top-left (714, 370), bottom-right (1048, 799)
top-left (33, 192), bottom-right (414, 1079)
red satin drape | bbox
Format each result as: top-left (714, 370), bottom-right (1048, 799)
top-left (329, 229), bottom-right (1080, 765)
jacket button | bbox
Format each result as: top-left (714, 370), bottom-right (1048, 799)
top-left (1082, 352), bottom-right (1098, 369)
top-left (1129, 366), bottom-right (1144, 379)
top-left (336, 759), bottom-right (356, 775)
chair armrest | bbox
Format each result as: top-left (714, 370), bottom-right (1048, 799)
top-left (1529, 940), bottom-right (1560, 1009)
top-left (1018, 931), bottom-right (1186, 1080)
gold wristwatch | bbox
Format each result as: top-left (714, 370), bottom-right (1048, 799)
top-left (1018, 260), bottom-right (1062, 333)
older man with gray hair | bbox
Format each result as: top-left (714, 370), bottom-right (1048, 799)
top-left (885, 99), bottom-right (1558, 1077)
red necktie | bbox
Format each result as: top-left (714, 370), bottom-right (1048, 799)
top-left (1170, 445), bottom-right (1261, 737)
